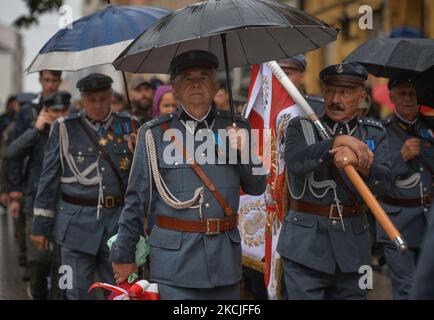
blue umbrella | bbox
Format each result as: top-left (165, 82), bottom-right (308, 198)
top-left (26, 3), bottom-right (171, 73)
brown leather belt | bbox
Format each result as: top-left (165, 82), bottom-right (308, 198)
top-left (290, 199), bottom-right (365, 219)
top-left (382, 194), bottom-right (432, 207)
top-left (156, 214), bottom-right (238, 235)
top-left (62, 193), bottom-right (124, 209)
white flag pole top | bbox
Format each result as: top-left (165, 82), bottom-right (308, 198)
top-left (267, 61), bottom-right (315, 118)
top-left (267, 61), bottom-right (331, 140)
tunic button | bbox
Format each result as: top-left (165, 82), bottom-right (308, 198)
top-left (374, 181), bottom-right (380, 186)
top-left (331, 220), bottom-right (337, 226)
top-left (420, 167), bottom-right (424, 172)
top-left (102, 186), bottom-right (106, 190)
top-left (292, 217), bottom-right (298, 222)
top-left (424, 208), bottom-right (428, 213)
top-left (174, 162), bottom-right (178, 166)
top-left (319, 159), bottom-right (324, 164)
top-left (205, 203), bottom-right (211, 208)
top-left (101, 167), bottom-right (105, 171)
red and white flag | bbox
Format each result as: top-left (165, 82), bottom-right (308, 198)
top-left (239, 63), bottom-right (301, 299)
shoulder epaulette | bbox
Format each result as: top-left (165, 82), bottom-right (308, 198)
top-left (305, 95), bottom-right (324, 103)
top-left (59, 112), bottom-right (82, 123)
top-left (141, 113), bottom-right (173, 130)
top-left (215, 110), bottom-right (248, 124)
top-left (358, 117), bottom-right (384, 129)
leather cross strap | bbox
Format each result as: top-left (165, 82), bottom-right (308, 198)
top-left (160, 122), bottom-right (234, 216)
top-left (78, 119), bottom-right (126, 195)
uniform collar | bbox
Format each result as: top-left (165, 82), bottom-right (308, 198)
top-left (177, 105), bottom-right (216, 134)
top-left (393, 111), bottom-right (420, 133)
top-left (83, 110), bottom-right (114, 131)
top-left (322, 113), bottom-right (359, 136)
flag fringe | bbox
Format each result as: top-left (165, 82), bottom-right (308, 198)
top-left (242, 255), bottom-right (265, 273)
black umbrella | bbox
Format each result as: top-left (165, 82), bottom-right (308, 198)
top-left (413, 65), bottom-right (434, 108)
top-left (113, 0), bottom-right (338, 123)
top-left (345, 37), bottom-right (434, 78)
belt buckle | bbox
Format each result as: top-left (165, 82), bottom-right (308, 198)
top-left (329, 204), bottom-right (343, 220)
top-left (206, 218), bottom-right (220, 235)
top-left (105, 196), bottom-right (115, 209)
top-left (422, 194), bottom-right (432, 207)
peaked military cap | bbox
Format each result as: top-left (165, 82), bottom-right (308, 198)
top-left (320, 62), bottom-right (368, 87)
top-left (44, 91), bottom-right (71, 110)
top-left (169, 50), bottom-right (219, 77)
top-left (388, 75), bottom-right (415, 90)
top-left (278, 54), bottom-right (307, 71)
top-left (77, 73), bottom-right (113, 93)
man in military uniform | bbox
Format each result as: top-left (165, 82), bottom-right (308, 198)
top-left (277, 62), bottom-right (391, 300)
top-left (277, 54), bottom-right (324, 115)
top-left (6, 91), bottom-right (71, 299)
top-left (377, 76), bottom-right (434, 300)
top-left (31, 74), bottom-right (135, 300)
top-left (110, 50), bottom-right (266, 300)
top-left (8, 71), bottom-right (62, 221)
top-left (7, 71), bottom-right (62, 274)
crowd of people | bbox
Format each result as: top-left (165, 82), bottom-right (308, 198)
top-left (0, 49), bottom-right (432, 300)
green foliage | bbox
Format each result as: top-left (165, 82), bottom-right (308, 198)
top-left (13, 0), bottom-right (64, 29)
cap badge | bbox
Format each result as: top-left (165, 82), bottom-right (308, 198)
top-left (336, 64), bottom-right (344, 74)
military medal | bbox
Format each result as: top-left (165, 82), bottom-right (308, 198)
top-left (114, 122), bottom-right (123, 145)
top-left (123, 122), bottom-right (132, 135)
top-left (366, 139), bottom-right (375, 151)
top-left (99, 137), bottom-right (108, 146)
top-left (76, 155), bottom-right (85, 165)
top-left (107, 128), bottom-right (114, 141)
top-left (98, 127), bottom-right (108, 146)
top-left (119, 156), bottom-right (131, 171)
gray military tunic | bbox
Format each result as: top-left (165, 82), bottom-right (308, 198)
top-left (110, 107), bottom-right (266, 298)
top-left (277, 115), bottom-right (391, 299)
top-left (377, 114), bottom-right (434, 300)
top-left (32, 112), bottom-right (134, 299)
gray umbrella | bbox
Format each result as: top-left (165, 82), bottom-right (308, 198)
top-left (113, 0), bottom-right (338, 122)
top-left (345, 37), bottom-right (434, 78)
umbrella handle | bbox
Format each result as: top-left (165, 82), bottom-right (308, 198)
top-left (220, 34), bottom-right (236, 126)
top-left (267, 61), bottom-right (407, 252)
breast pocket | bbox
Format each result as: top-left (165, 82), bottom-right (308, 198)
top-left (68, 145), bottom-right (97, 172)
top-left (284, 211), bottom-right (317, 228)
top-left (112, 143), bottom-right (133, 178)
top-left (149, 225), bottom-right (182, 250)
top-left (158, 160), bottom-right (186, 193)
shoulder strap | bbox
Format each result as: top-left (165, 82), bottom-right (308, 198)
top-left (160, 122), bottom-right (234, 216)
top-left (78, 119), bottom-right (126, 195)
